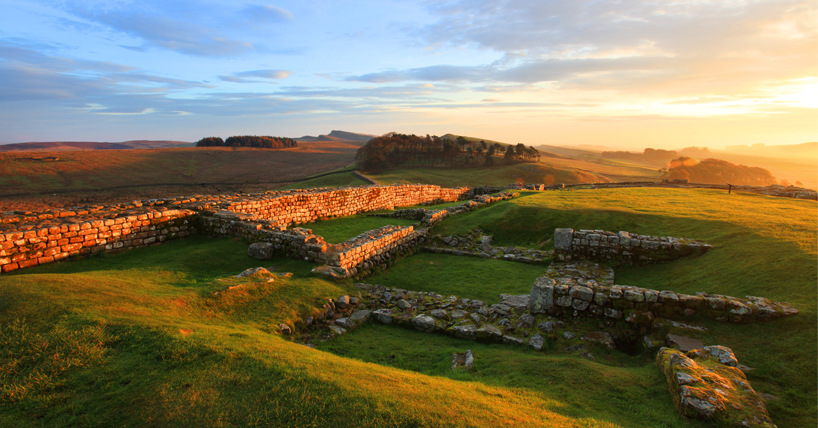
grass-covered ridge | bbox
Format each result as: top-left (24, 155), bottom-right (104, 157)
top-left (0, 188), bottom-right (814, 427)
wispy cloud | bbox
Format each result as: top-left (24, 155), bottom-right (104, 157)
top-left (219, 69), bottom-right (293, 83)
top-left (55, 1), bottom-right (295, 57)
top-left (240, 5), bottom-right (294, 23)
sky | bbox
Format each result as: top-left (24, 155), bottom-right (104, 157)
top-left (0, 0), bottom-right (815, 149)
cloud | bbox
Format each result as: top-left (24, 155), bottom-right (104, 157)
top-left (343, 56), bottom-right (669, 85)
top-left (375, 0), bottom-right (817, 95)
top-left (237, 69), bottom-right (292, 79)
top-left (241, 5), bottom-right (294, 23)
top-left (0, 38), bottom-right (211, 107)
top-left (60, 2), bottom-right (257, 57)
top-left (219, 69), bottom-right (293, 83)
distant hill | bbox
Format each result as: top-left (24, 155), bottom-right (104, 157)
top-left (721, 142), bottom-right (817, 159)
top-left (0, 140), bottom-right (193, 152)
top-left (667, 157), bottom-right (777, 186)
top-left (297, 130), bottom-right (377, 145)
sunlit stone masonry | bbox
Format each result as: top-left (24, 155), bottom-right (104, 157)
top-left (0, 184), bottom-right (475, 275)
top-left (530, 262), bottom-right (798, 326)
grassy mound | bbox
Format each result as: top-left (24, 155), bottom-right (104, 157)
top-left (0, 188), bottom-right (813, 427)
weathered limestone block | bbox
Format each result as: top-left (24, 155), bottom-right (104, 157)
top-left (555, 295), bottom-right (573, 307)
top-left (529, 276), bottom-right (556, 314)
top-left (554, 228), bottom-right (574, 251)
top-left (372, 309), bottom-right (393, 324)
top-left (569, 285), bottom-right (594, 301)
top-left (453, 324), bottom-right (477, 340)
top-left (475, 324), bottom-right (503, 342)
top-left (657, 347), bottom-right (777, 427)
top-left (412, 314), bottom-right (437, 332)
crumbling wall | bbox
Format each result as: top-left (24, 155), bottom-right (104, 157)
top-left (553, 228), bottom-right (712, 264)
top-left (197, 211), bottom-right (427, 278)
top-left (530, 262), bottom-right (798, 327)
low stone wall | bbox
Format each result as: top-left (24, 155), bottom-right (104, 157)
top-left (333, 225), bottom-right (415, 270)
top-left (475, 181), bottom-right (817, 200)
top-left (199, 211), bottom-right (427, 279)
top-left (530, 262), bottom-right (798, 327)
top-left (0, 209), bottom-right (194, 273)
top-left (554, 228), bottom-right (712, 264)
top-left (370, 192), bottom-right (517, 226)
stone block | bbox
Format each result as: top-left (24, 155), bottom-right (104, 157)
top-left (656, 347), bottom-right (776, 427)
top-left (569, 285), bottom-right (594, 301)
top-left (554, 228), bottom-right (573, 251)
top-left (529, 276), bottom-right (556, 314)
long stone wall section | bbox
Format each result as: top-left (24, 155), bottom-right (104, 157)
top-left (222, 184), bottom-right (471, 226)
top-left (530, 262), bottom-right (798, 326)
top-left (0, 209), bottom-right (194, 273)
top-left (0, 184), bottom-right (473, 275)
top-left (554, 228), bottom-right (712, 264)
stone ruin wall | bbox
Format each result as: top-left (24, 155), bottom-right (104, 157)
top-left (553, 228), bottom-right (712, 264)
top-left (530, 271), bottom-right (796, 327)
top-left (202, 191), bottom-right (519, 278)
top-left (200, 212), bottom-right (426, 278)
top-left (0, 184), bottom-right (470, 275)
top-left (474, 181), bottom-right (817, 200)
top-left (222, 184), bottom-right (471, 226)
top-left (0, 209), bottom-right (194, 273)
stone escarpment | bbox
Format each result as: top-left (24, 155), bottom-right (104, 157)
top-left (553, 228), bottom-right (712, 264)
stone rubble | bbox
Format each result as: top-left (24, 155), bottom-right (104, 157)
top-left (657, 347), bottom-right (778, 427)
top-left (423, 228), bottom-right (551, 263)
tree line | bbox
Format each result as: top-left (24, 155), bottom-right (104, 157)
top-left (196, 136), bottom-right (297, 149)
top-left (355, 133), bottom-right (541, 171)
top-left (666, 157), bottom-right (776, 186)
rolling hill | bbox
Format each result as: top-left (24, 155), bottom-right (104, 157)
top-left (0, 140), bottom-right (193, 152)
top-left (297, 130), bottom-right (376, 145)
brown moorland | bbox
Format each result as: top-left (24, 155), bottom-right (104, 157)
top-left (0, 142), bottom-right (358, 211)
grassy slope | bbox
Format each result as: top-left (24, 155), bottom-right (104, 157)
top-left (0, 188), bottom-right (814, 427)
top-left (0, 145), bottom-right (358, 211)
top-left (415, 188), bottom-right (817, 427)
top-left (307, 214), bottom-right (418, 243)
top-left (366, 162), bottom-right (608, 187)
top-left (279, 170), bottom-right (370, 190)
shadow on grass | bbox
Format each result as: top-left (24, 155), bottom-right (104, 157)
top-left (7, 236), bottom-right (320, 286)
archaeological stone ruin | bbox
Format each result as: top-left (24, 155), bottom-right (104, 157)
top-left (0, 181), bottom-right (806, 426)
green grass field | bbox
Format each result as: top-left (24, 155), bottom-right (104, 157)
top-left (0, 188), bottom-right (814, 427)
top-left (366, 162), bottom-right (608, 187)
top-left (279, 170), bottom-right (370, 190)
